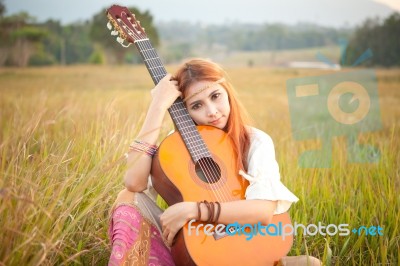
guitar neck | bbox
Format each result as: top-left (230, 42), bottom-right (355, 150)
top-left (134, 39), bottom-right (211, 162)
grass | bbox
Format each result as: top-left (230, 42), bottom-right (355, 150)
top-left (0, 64), bottom-right (399, 265)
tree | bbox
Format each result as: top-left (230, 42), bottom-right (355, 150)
top-left (0, 0), bottom-right (7, 65)
top-left (0, 12), bottom-right (47, 67)
top-left (90, 6), bottom-right (160, 64)
top-left (12, 26), bottom-right (47, 67)
top-left (34, 19), bottom-right (94, 65)
top-left (0, 0), bottom-right (5, 17)
top-left (346, 12), bottom-right (400, 67)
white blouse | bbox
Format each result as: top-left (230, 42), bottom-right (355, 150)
top-left (240, 127), bottom-right (299, 214)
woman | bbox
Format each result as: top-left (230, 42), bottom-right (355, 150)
top-left (108, 58), bottom-right (321, 266)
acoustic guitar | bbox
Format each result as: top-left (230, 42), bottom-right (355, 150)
top-left (106, 5), bottom-right (293, 265)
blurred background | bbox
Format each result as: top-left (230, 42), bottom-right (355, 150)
top-left (1, 1), bottom-right (399, 265)
top-left (1, 0), bottom-right (399, 67)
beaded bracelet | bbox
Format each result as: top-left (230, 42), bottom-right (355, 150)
top-left (198, 200), bottom-right (221, 223)
top-left (197, 202), bottom-right (202, 221)
top-left (214, 201), bottom-right (221, 223)
top-left (128, 140), bottom-right (158, 157)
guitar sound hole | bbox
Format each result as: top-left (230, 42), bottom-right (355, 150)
top-left (195, 157), bottom-right (221, 184)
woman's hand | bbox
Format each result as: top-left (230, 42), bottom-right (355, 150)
top-left (160, 202), bottom-right (196, 246)
top-left (150, 74), bottom-right (181, 111)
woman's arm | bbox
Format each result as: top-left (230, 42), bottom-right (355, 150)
top-left (124, 74), bottom-right (181, 192)
top-left (204, 199), bottom-right (277, 225)
top-left (160, 199), bottom-right (277, 246)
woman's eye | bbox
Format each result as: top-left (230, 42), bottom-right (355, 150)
top-left (191, 103), bottom-right (201, 110)
top-left (212, 93), bottom-right (220, 100)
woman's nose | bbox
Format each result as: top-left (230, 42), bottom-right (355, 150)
top-left (207, 105), bottom-right (218, 117)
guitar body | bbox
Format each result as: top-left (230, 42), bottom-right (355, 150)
top-left (151, 126), bottom-right (293, 265)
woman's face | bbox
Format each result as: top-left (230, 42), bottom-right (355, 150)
top-left (184, 81), bottom-right (231, 129)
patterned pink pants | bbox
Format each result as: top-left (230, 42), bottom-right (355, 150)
top-left (108, 193), bottom-right (174, 266)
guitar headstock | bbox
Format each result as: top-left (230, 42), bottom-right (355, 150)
top-left (106, 5), bottom-right (148, 47)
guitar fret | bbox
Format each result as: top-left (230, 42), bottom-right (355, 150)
top-left (193, 150), bottom-right (209, 156)
top-left (177, 126), bottom-right (199, 134)
top-left (182, 133), bottom-right (202, 142)
top-left (177, 126), bottom-right (197, 133)
top-left (182, 135), bottom-right (204, 145)
top-left (195, 151), bottom-right (210, 158)
top-left (134, 38), bottom-right (212, 162)
top-left (143, 51), bottom-right (158, 60)
top-left (173, 113), bottom-right (192, 119)
top-left (144, 57), bottom-right (161, 62)
top-left (148, 65), bottom-right (165, 70)
top-left (186, 141), bottom-right (209, 151)
top-left (189, 147), bottom-right (209, 156)
top-left (186, 142), bottom-right (206, 149)
top-left (178, 126), bottom-right (198, 135)
top-left (182, 135), bottom-right (200, 144)
top-left (176, 119), bottom-right (195, 125)
top-left (192, 151), bottom-right (210, 161)
top-left (188, 144), bottom-right (207, 153)
top-left (170, 112), bottom-right (190, 118)
top-left (140, 48), bottom-right (155, 52)
top-left (136, 41), bottom-right (166, 85)
top-left (170, 108), bottom-right (187, 113)
top-left (183, 138), bottom-right (209, 153)
top-left (172, 113), bottom-right (192, 120)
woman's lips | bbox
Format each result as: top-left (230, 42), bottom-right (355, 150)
top-left (210, 117), bottom-right (222, 125)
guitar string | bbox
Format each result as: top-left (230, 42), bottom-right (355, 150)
top-left (129, 25), bottom-right (232, 202)
top-left (116, 16), bottom-right (164, 80)
top-left (138, 39), bottom-right (233, 203)
top-left (166, 104), bottom-right (225, 201)
top-left (168, 102), bottom-right (233, 203)
top-left (139, 39), bottom-right (233, 203)
top-left (123, 24), bottom-right (229, 202)
top-left (168, 103), bottom-right (230, 203)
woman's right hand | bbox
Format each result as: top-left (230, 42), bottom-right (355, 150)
top-left (150, 74), bottom-right (181, 111)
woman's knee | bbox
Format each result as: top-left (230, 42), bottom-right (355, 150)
top-left (280, 255), bottom-right (322, 266)
top-left (306, 256), bottom-right (322, 266)
top-left (115, 188), bottom-right (136, 205)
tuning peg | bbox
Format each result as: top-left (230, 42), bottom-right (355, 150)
top-left (111, 30), bottom-right (118, 36)
top-left (116, 36), bottom-right (131, 48)
top-left (142, 27), bottom-right (145, 32)
top-left (107, 21), bottom-right (112, 30)
top-left (137, 20), bottom-right (141, 25)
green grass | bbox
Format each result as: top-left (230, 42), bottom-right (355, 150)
top-left (0, 65), bottom-right (399, 265)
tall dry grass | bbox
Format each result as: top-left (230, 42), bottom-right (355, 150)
top-left (0, 65), bottom-right (399, 265)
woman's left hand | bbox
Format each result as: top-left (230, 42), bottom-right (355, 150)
top-left (160, 202), bottom-right (196, 246)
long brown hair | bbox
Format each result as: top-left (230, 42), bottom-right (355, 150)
top-left (173, 58), bottom-right (251, 171)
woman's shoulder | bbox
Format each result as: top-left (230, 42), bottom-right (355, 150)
top-left (245, 126), bottom-right (276, 162)
top-left (246, 126), bottom-right (274, 146)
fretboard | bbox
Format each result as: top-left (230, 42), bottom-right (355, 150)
top-left (134, 39), bottom-right (211, 162)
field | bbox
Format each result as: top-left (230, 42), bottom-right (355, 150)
top-left (0, 64), bottom-right (399, 265)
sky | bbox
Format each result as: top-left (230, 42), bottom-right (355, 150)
top-left (3, 0), bottom-right (399, 27)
